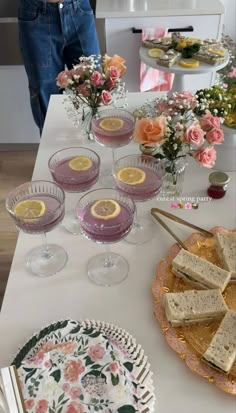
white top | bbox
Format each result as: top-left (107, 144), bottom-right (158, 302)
top-left (0, 93), bottom-right (235, 413)
top-left (96, 0), bottom-right (225, 18)
top-left (139, 46), bottom-right (229, 75)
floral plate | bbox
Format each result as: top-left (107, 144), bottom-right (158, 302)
top-left (152, 227), bottom-right (236, 395)
top-left (13, 319), bottom-right (155, 413)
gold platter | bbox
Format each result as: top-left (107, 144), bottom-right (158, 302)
top-left (152, 227), bottom-right (236, 395)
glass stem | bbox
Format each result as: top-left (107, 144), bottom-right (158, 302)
top-left (103, 244), bottom-right (114, 268)
top-left (41, 233), bottom-right (51, 259)
top-left (133, 205), bottom-right (142, 229)
top-left (111, 148), bottom-right (115, 165)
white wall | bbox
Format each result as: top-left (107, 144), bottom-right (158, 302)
top-left (221, 0), bottom-right (236, 40)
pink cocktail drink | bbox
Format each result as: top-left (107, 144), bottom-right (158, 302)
top-left (92, 109), bottom-right (135, 148)
top-left (49, 148), bottom-right (100, 193)
top-left (15, 194), bottom-right (65, 234)
top-left (115, 166), bottom-right (163, 201)
top-left (50, 157), bottom-right (99, 192)
top-left (78, 200), bottom-right (133, 243)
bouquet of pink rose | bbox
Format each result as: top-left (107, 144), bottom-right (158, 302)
top-left (56, 54), bottom-right (126, 115)
top-left (134, 91), bottom-right (224, 169)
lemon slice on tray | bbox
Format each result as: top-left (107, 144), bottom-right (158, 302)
top-left (69, 156), bottom-right (92, 171)
top-left (208, 48), bottom-right (225, 57)
top-left (148, 48), bottom-right (165, 58)
top-left (14, 199), bottom-right (46, 219)
top-left (91, 199), bottom-right (121, 220)
top-left (117, 167), bottom-right (146, 185)
top-left (99, 117), bottom-right (124, 131)
top-left (178, 59), bottom-right (200, 68)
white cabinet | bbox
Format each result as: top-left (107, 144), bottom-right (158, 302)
top-left (104, 15), bottom-right (223, 92)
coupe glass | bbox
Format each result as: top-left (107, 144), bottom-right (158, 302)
top-left (113, 154), bottom-right (165, 244)
top-left (91, 108), bottom-right (135, 186)
top-left (76, 188), bottom-right (135, 286)
top-left (5, 180), bottom-right (67, 277)
top-left (48, 147), bottom-right (100, 234)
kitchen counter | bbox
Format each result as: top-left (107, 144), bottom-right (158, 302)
top-left (96, 0), bottom-right (225, 18)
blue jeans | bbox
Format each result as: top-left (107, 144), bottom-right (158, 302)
top-left (18, 0), bottom-right (100, 133)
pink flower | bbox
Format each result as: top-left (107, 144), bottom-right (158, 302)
top-left (64, 360), bottom-right (85, 382)
top-left (36, 400), bottom-right (48, 413)
top-left (171, 203), bottom-right (179, 208)
top-left (28, 352), bottom-right (45, 365)
top-left (193, 146), bottom-right (216, 168)
top-left (185, 202), bottom-right (192, 210)
top-left (25, 399), bottom-right (34, 410)
top-left (106, 78), bottom-right (116, 90)
top-left (228, 66), bottom-right (236, 78)
top-left (101, 90), bottom-right (112, 105)
top-left (56, 70), bottom-right (72, 88)
top-left (90, 71), bottom-right (103, 86)
top-left (76, 83), bottom-right (90, 97)
top-left (156, 101), bottom-right (170, 116)
top-left (109, 362), bottom-right (118, 372)
top-left (205, 127), bottom-right (224, 145)
top-left (108, 66), bottom-right (120, 81)
top-left (172, 91), bottom-right (197, 111)
top-left (65, 401), bottom-right (84, 413)
top-left (60, 342), bottom-right (76, 354)
top-left (134, 116), bottom-right (167, 144)
top-left (69, 386), bottom-right (82, 399)
top-left (184, 120), bottom-right (205, 145)
top-left (88, 344), bottom-right (106, 361)
top-left (200, 113), bottom-right (221, 131)
top-left (62, 383), bottom-right (70, 392)
top-left (44, 360), bottom-right (52, 369)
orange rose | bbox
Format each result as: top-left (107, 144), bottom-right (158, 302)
top-left (134, 116), bottom-right (167, 144)
top-left (103, 54), bottom-right (126, 77)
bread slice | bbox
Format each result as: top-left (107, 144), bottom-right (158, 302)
top-left (172, 249), bottom-right (231, 291)
top-left (215, 232), bottom-right (236, 282)
top-left (163, 289), bottom-right (228, 327)
top-left (193, 49), bottom-right (225, 65)
top-left (156, 50), bottom-right (181, 67)
top-left (142, 37), bottom-right (172, 51)
top-left (202, 311), bottom-right (236, 374)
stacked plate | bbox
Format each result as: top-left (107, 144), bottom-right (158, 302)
top-left (13, 319), bottom-right (155, 413)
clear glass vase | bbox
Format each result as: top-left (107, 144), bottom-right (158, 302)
top-left (161, 158), bottom-right (187, 196)
top-left (80, 106), bottom-right (98, 141)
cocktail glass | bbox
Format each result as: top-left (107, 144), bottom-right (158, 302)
top-left (113, 154), bottom-right (165, 244)
top-left (91, 108), bottom-right (135, 186)
top-left (48, 147), bottom-right (100, 234)
top-left (5, 180), bottom-right (67, 277)
top-left (76, 188), bottom-right (135, 286)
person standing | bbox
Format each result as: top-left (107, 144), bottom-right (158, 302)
top-left (18, 0), bottom-right (100, 134)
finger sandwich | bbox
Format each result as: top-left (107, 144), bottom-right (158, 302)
top-left (215, 232), bottom-right (236, 282)
top-left (172, 249), bottom-right (231, 291)
top-left (202, 310), bottom-right (236, 374)
top-left (163, 289), bottom-right (228, 326)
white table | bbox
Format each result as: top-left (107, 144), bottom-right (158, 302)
top-left (0, 93), bottom-right (235, 413)
top-left (139, 47), bottom-right (229, 92)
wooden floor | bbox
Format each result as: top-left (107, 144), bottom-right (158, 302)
top-left (0, 150), bottom-right (37, 310)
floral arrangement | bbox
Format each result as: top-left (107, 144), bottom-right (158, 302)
top-left (134, 91), bottom-right (224, 169)
top-left (56, 54), bottom-right (127, 135)
top-left (194, 34), bottom-right (236, 129)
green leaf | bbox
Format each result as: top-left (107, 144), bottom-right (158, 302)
top-left (85, 356), bottom-right (94, 366)
top-left (117, 406), bottom-right (137, 413)
top-left (58, 407), bottom-right (63, 413)
top-left (123, 362), bottom-right (133, 372)
top-left (25, 369), bottom-right (37, 383)
top-left (50, 369), bottom-right (61, 383)
top-left (58, 393), bottom-right (64, 404)
top-left (111, 373), bottom-right (119, 386)
top-left (91, 364), bottom-right (101, 369)
top-left (49, 407), bottom-right (54, 413)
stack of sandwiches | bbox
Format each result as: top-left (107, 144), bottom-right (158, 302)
top-left (162, 234), bottom-right (236, 374)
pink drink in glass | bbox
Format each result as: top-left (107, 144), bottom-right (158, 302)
top-left (78, 200), bottom-right (133, 243)
top-left (50, 157), bottom-right (99, 192)
top-left (14, 194), bottom-right (65, 234)
top-left (92, 112), bottom-right (135, 148)
top-left (115, 166), bottom-right (163, 201)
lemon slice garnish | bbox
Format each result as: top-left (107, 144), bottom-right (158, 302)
top-left (91, 199), bottom-right (121, 220)
top-left (148, 48), bottom-right (165, 58)
top-left (117, 167), bottom-right (146, 185)
top-left (178, 59), bottom-right (200, 68)
top-left (99, 117), bottom-right (124, 131)
top-left (68, 156), bottom-right (92, 171)
top-left (14, 199), bottom-right (46, 220)
top-left (208, 48), bottom-right (225, 57)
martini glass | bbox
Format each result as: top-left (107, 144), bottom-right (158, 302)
top-left (48, 147), bottom-right (100, 234)
top-left (91, 108), bottom-right (135, 186)
top-left (5, 180), bottom-right (67, 277)
top-left (113, 154), bottom-right (165, 244)
top-left (76, 188), bottom-right (135, 286)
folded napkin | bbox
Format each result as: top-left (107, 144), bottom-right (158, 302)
top-left (140, 27), bottom-right (174, 92)
top-left (17, 323), bottom-right (148, 413)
